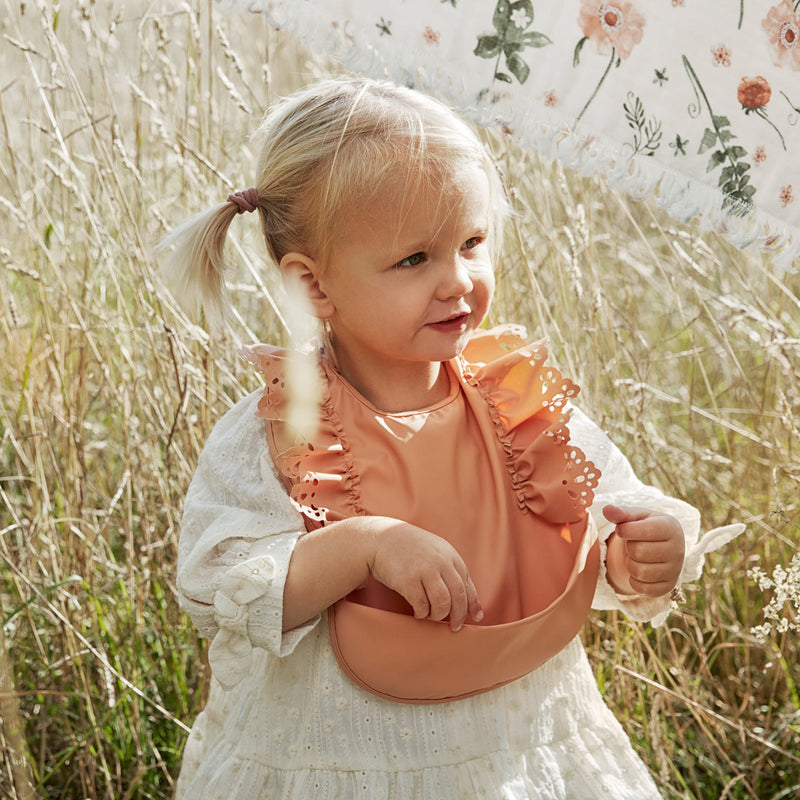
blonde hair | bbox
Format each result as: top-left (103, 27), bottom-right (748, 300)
top-left (158, 77), bottom-right (509, 328)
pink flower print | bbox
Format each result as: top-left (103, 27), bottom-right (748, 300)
top-left (423, 26), bottom-right (440, 45)
top-left (753, 145), bottom-right (767, 164)
top-left (762, 1), bottom-right (800, 70)
top-left (577, 1), bottom-right (646, 60)
top-left (544, 90), bottom-right (558, 107)
top-left (330, 19), bottom-right (355, 44)
top-left (779, 185), bottom-right (793, 206)
top-left (711, 44), bottom-right (731, 67)
top-left (672, 0), bottom-right (684, 6)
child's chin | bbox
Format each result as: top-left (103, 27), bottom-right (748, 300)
top-left (446, 330), bottom-right (475, 359)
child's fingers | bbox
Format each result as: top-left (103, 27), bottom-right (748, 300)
top-left (419, 564), bottom-right (481, 631)
top-left (625, 538), bottom-right (674, 563)
top-left (628, 575), bottom-right (678, 597)
top-left (465, 575), bottom-right (484, 624)
top-left (450, 562), bottom-right (483, 630)
top-left (434, 563), bottom-right (470, 631)
top-left (424, 573), bottom-right (455, 623)
top-left (610, 515), bottom-right (683, 544)
top-left (405, 580), bottom-right (433, 620)
top-left (626, 558), bottom-right (672, 584)
top-left (443, 572), bottom-right (469, 631)
top-left (625, 542), bottom-right (683, 597)
top-left (602, 504), bottom-right (657, 525)
top-left (603, 508), bottom-right (684, 598)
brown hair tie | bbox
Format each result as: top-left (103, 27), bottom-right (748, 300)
top-left (227, 187), bottom-right (259, 214)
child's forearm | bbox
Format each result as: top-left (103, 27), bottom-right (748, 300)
top-left (282, 515), bottom-right (482, 633)
top-left (282, 516), bottom-right (377, 632)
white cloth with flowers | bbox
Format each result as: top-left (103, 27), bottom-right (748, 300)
top-left (173, 389), bottom-right (744, 799)
top-left (220, 0), bottom-right (800, 270)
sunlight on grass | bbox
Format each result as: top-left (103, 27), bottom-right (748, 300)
top-left (1, 2), bottom-right (798, 798)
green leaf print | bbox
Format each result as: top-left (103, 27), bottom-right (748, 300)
top-left (573, 36), bottom-right (587, 67)
top-left (475, 34), bottom-right (502, 58)
top-left (506, 52), bottom-right (530, 83)
top-left (474, 0), bottom-right (552, 87)
top-left (698, 128), bottom-right (718, 154)
top-left (623, 92), bottom-right (662, 156)
top-left (683, 56), bottom-right (755, 215)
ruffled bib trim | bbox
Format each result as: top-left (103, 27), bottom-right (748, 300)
top-left (242, 344), bottom-right (363, 526)
top-left (243, 326), bottom-right (599, 532)
top-left (456, 325), bottom-right (599, 531)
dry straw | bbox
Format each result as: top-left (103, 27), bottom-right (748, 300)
top-left (1, 1), bottom-right (798, 798)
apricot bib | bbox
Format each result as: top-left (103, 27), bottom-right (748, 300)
top-left (245, 325), bottom-right (600, 703)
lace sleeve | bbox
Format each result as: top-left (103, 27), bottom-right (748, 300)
top-left (568, 406), bottom-right (743, 626)
top-left (177, 390), bottom-right (318, 689)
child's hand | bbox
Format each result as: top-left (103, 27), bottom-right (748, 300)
top-left (367, 521), bottom-right (484, 632)
top-left (602, 505), bottom-right (686, 598)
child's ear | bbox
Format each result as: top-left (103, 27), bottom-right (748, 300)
top-left (279, 253), bottom-right (335, 319)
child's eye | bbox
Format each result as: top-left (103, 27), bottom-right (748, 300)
top-left (462, 236), bottom-right (484, 251)
top-left (395, 252), bottom-right (426, 269)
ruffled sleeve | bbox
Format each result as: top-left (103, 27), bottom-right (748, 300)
top-left (459, 324), bottom-right (599, 526)
top-left (567, 405), bottom-right (744, 626)
top-left (176, 390), bottom-right (318, 690)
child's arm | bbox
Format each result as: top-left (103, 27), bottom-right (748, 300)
top-left (283, 516), bottom-right (483, 633)
top-left (177, 391), bottom-right (483, 690)
top-left (177, 390), bottom-right (333, 689)
top-left (567, 405), bottom-right (701, 623)
top-left (567, 404), bottom-right (742, 625)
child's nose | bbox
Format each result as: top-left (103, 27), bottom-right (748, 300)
top-left (436, 256), bottom-right (474, 299)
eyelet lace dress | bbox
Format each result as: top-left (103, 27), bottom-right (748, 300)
top-left (174, 325), bottom-right (741, 800)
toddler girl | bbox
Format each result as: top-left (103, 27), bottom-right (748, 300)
top-left (161, 77), bottom-right (741, 799)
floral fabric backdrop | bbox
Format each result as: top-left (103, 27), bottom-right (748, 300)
top-left (223, 0), bottom-right (800, 270)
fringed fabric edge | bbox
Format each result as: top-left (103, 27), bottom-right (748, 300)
top-left (238, 0), bottom-right (799, 273)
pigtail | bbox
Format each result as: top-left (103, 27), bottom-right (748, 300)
top-left (156, 199), bottom-right (244, 331)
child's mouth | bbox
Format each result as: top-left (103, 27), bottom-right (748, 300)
top-left (428, 313), bottom-right (469, 333)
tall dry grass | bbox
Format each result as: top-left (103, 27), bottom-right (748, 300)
top-left (0, 2), bottom-right (798, 798)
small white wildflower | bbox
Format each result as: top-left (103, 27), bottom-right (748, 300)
top-left (748, 566), bottom-right (773, 592)
top-left (749, 552), bottom-right (800, 642)
top-left (510, 8), bottom-right (529, 28)
top-left (751, 623), bottom-right (771, 640)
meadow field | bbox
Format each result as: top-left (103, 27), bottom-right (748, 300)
top-left (1, 2), bottom-right (799, 798)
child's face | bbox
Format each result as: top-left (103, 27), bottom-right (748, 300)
top-left (318, 161), bottom-right (494, 399)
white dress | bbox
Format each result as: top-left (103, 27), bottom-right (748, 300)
top-left (174, 389), bottom-right (733, 800)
